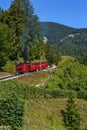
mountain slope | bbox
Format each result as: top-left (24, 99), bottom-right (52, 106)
top-left (58, 30), bottom-right (87, 59)
top-left (40, 22), bottom-right (76, 44)
top-left (40, 22), bottom-right (87, 60)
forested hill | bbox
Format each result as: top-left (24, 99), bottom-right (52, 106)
top-left (40, 22), bottom-right (87, 45)
top-left (40, 22), bottom-right (87, 60)
top-left (40, 22), bottom-right (75, 44)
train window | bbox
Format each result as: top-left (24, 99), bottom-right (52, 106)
top-left (16, 62), bottom-right (21, 66)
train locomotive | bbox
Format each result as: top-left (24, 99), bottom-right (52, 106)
top-left (16, 61), bottom-right (48, 73)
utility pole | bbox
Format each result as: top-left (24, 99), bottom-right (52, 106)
top-left (40, 51), bottom-right (42, 70)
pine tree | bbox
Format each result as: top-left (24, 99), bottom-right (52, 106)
top-left (44, 43), bottom-right (61, 65)
top-left (21, 0), bottom-right (43, 61)
top-left (9, 0), bottom-right (44, 61)
top-left (0, 7), bottom-right (4, 14)
top-left (29, 37), bottom-right (45, 61)
top-left (0, 23), bottom-right (14, 68)
top-left (0, 93), bottom-right (24, 130)
top-left (82, 52), bottom-right (87, 65)
top-left (9, 0), bottom-right (26, 59)
top-left (64, 97), bottom-right (81, 130)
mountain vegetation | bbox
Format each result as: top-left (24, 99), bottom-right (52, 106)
top-left (40, 22), bottom-right (75, 44)
top-left (40, 22), bottom-right (87, 61)
top-left (58, 31), bottom-right (87, 61)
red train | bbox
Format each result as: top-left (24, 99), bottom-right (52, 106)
top-left (16, 61), bottom-right (48, 73)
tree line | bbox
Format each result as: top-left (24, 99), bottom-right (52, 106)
top-left (0, 0), bottom-right (61, 70)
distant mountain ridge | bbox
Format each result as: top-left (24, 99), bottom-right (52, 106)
top-left (40, 22), bottom-right (87, 60)
top-left (40, 22), bottom-right (76, 44)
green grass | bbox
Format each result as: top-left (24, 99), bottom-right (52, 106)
top-left (23, 98), bottom-right (87, 130)
top-left (23, 98), bottom-right (67, 130)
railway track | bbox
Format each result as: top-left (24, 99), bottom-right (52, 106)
top-left (0, 74), bottom-right (17, 82)
top-left (0, 73), bottom-right (29, 82)
top-left (0, 66), bottom-right (56, 82)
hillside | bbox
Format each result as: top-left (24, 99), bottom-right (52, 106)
top-left (0, 56), bottom-right (87, 129)
top-left (58, 30), bottom-right (87, 60)
top-left (40, 22), bottom-right (87, 60)
top-left (45, 56), bottom-right (87, 99)
top-left (40, 22), bottom-right (75, 44)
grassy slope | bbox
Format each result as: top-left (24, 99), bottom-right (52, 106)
top-left (0, 56), bottom-right (87, 129)
top-left (24, 98), bottom-right (67, 130)
top-left (45, 56), bottom-right (87, 99)
top-left (15, 71), bottom-right (50, 86)
top-left (24, 98), bottom-right (87, 130)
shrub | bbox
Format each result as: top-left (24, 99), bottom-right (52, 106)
top-left (63, 97), bottom-right (81, 130)
top-left (0, 92), bottom-right (24, 130)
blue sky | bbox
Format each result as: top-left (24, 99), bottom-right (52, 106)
top-left (0, 0), bottom-right (87, 28)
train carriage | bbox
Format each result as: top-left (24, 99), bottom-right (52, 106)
top-left (16, 62), bottom-right (27, 73)
top-left (16, 61), bottom-right (48, 73)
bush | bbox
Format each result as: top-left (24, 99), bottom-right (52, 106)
top-left (63, 97), bottom-right (81, 130)
top-left (77, 90), bottom-right (87, 100)
top-left (0, 92), bottom-right (24, 130)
